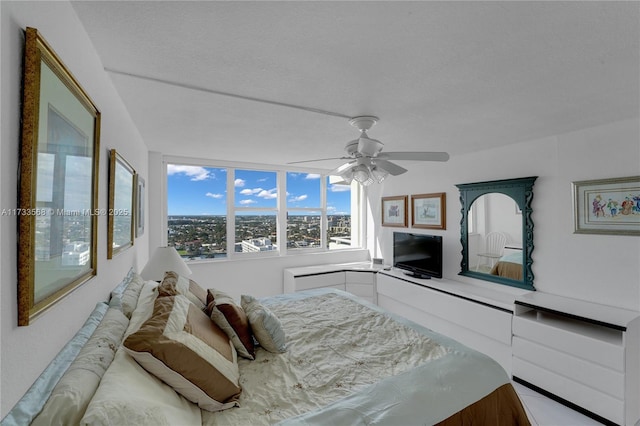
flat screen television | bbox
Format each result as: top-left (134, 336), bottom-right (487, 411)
top-left (393, 232), bottom-right (442, 279)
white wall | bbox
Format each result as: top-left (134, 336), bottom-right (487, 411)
top-left (0, 2), bottom-right (149, 416)
top-left (373, 118), bottom-right (640, 312)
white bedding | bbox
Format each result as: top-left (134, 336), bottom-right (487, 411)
top-left (203, 290), bottom-right (449, 425)
top-left (82, 287), bottom-right (514, 425)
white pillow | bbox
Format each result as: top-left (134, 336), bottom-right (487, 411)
top-left (240, 295), bottom-right (286, 353)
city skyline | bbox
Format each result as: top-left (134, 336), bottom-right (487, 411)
top-left (167, 165), bottom-right (351, 216)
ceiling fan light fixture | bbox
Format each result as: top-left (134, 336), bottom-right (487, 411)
top-left (370, 166), bottom-right (389, 183)
top-left (352, 164), bottom-right (374, 186)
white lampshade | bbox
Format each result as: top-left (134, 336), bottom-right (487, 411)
top-left (141, 246), bottom-right (192, 281)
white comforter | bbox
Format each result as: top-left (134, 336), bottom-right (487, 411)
top-left (83, 288), bottom-right (510, 425)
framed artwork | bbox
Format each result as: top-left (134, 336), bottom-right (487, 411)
top-left (17, 27), bottom-right (101, 325)
top-left (107, 149), bottom-right (136, 258)
top-left (381, 196), bottom-right (408, 227)
top-left (411, 192), bottom-right (446, 230)
top-left (135, 174), bottom-right (145, 237)
top-left (572, 176), bottom-right (640, 236)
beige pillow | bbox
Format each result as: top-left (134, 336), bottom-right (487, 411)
top-left (241, 295), bottom-right (287, 353)
top-left (119, 272), bottom-right (146, 318)
top-left (123, 295), bottom-right (241, 412)
top-left (157, 271), bottom-right (207, 310)
top-left (206, 289), bottom-right (255, 360)
top-left (32, 307), bottom-right (129, 426)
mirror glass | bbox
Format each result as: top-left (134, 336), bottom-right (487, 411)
top-left (456, 177), bottom-right (536, 291)
top-left (468, 193), bottom-right (523, 279)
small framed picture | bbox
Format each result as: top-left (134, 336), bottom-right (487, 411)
top-left (382, 196), bottom-right (408, 227)
top-left (572, 176), bottom-right (640, 236)
top-left (411, 192), bottom-right (446, 230)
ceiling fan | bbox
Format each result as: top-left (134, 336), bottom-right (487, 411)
top-left (289, 116), bottom-right (449, 185)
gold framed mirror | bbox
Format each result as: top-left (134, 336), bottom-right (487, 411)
top-left (17, 27), bottom-right (101, 325)
top-left (107, 149), bottom-right (135, 258)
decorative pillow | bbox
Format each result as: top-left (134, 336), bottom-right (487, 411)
top-left (123, 295), bottom-right (241, 412)
top-left (206, 289), bottom-right (255, 360)
top-left (124, 280), bottom-right (159, 338)
top-left (119, 272), bottom-right (146, 318)
top-left (32, 307), bottom-right (129, 426)
top-left (240, 295), bottom-right (287, 353)
top-left (109, 268), bottom-right (146, 318)
top-left (157, 271), bottom-right (207, 310)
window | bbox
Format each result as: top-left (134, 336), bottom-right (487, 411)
top-left (167, 165), bottom-right (227, 260)
top-left (287, 172), bottom-right (322, 250)
top-left (234, 170), bottom-right (278, 253)
top-left (166, 161), bottom-right (359, 261)
top-left (326, 177), bottom-right (353, 249)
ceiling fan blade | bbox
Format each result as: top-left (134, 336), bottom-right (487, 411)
top-left (328, 161), bottom-right (357, 176)
top-left (377, 151), bottom-right (450, 162)
top-left (374, 159), bottom-right (407, 176)
top-left (287, 156), bottom-right (350, 164)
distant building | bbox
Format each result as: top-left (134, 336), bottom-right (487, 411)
top-left (61, 242), bottom-right (90, 266)
top-left (240, 237), bottom-right (277, 253)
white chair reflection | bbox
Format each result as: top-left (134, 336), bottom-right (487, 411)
top-left (475, 231), bottom-right (507, 272)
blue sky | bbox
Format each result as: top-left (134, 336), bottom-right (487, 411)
top-left (167, 165), bottom-right (351, 216)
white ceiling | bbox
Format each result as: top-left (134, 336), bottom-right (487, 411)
top-left (71, 1), bottom-right (639, 171)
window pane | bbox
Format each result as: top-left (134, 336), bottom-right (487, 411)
top-left (167, 164), bottom-right (227, 260)
top-left (287, 211), bottom-right (321, 249)
top-left (235, 170), bottom-right (277, 208)
top-left (286, 172), bottom-right (321, 208)
top-left (235, 212), bottom-right (277, 253)
top-left (327, 178), bottom-right (352, 249)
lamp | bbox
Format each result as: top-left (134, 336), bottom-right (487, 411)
top-left (141, 246), bottom-right (192, 281)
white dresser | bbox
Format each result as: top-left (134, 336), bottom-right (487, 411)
top-left (283, 262), bottom-right (382, 304)
top-left (512, 292), bottom-right (640, 426)
top-left (376, 268), bottom-right (519, 374)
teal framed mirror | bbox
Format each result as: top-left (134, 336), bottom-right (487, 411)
top-left (456, 176), bottom-right (537, 291)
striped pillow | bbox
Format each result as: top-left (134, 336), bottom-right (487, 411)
top-left (123, 295), bottom-right (241, 412)
top-left (158, 271), bottom-right (207, 310)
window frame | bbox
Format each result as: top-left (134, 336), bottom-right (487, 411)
top-left (163, 156), bottom-right (361, 262)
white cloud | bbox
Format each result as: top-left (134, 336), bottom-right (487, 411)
top-left (305, 173), bottom-right (321, 180)
top-left (167, 165), bottom-right (211, 181)
top-left (239, 199), bottom-right (256, 205)
top-left (329, 184), bottom-right (351, 192)
top-left (256, 188), bottom-right (278, 199)
top-left (205, 192), bottom-right (223, 199)
top-left (234, 178), bottom-right (246, 187)
top-left (290, 194), bottom-right (308, 202)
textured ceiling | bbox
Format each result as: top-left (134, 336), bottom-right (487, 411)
top-left (71, 1), bottom-right (639, 170)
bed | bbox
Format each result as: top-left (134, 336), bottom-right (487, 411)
top-left (3, 268), bottom-right (530, 426)
top-left (490, 251), bottom-right (523, 280)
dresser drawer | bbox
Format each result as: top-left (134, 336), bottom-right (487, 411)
top-left (345, 271), bottom-right (374, 284)
top-left (294, 272), bottom-right (345, 291)
top-left (513, 357), bottom-right (624, 425)
top-left (346, 283), bottom-right (374, 298)
top-left (512, 312), bottom-right (624, 371)
top-left (512, 336), bottom-right (624, 399)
